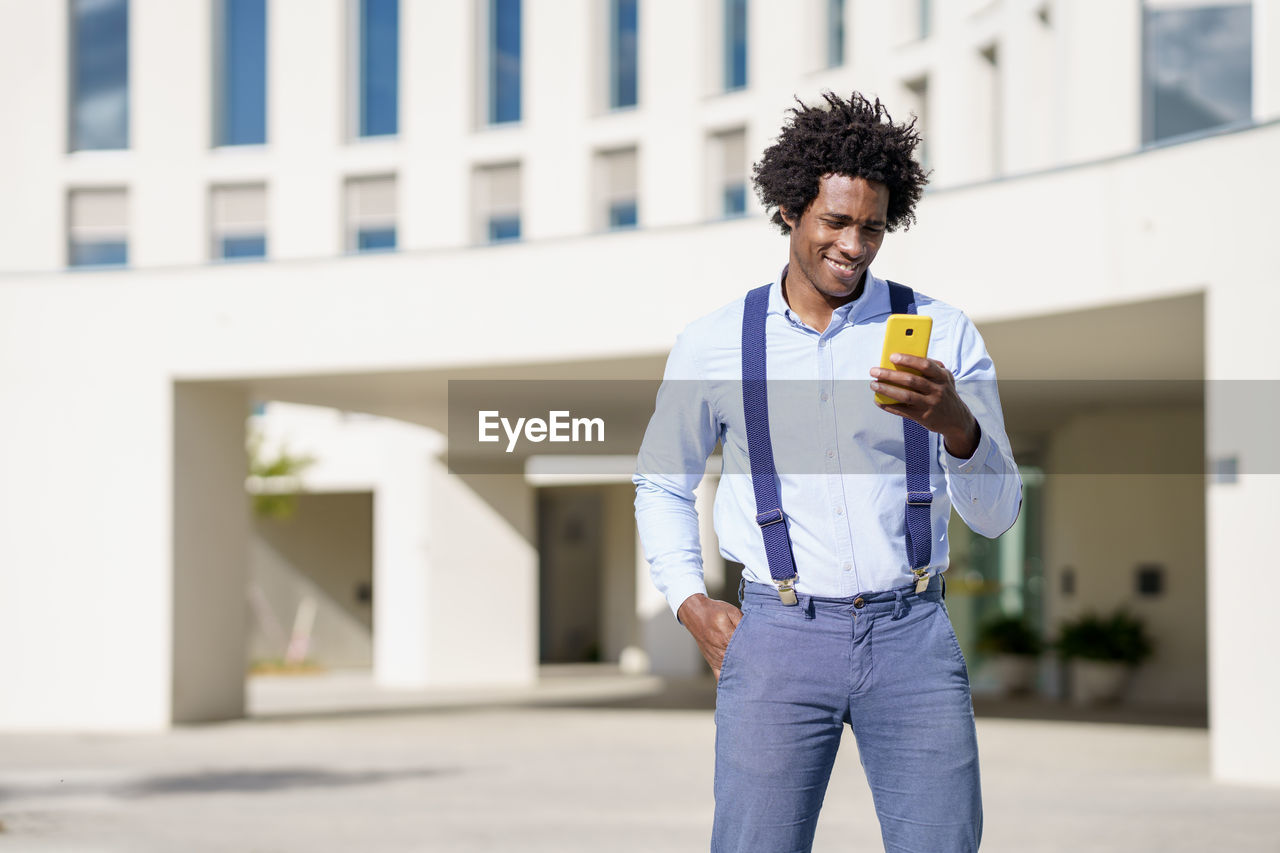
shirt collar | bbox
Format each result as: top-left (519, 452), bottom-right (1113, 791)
top-left (768, 263), bottom-right (893, 329)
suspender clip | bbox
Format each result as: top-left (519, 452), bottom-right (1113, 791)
top-left (775, 575), bottom-right (799, 606)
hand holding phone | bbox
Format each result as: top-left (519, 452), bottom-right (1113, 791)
top-left (874, 314), bottom-right (933, 405)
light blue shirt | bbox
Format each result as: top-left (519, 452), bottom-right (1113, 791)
top-left (633, 265), bottom-right (1023, 621)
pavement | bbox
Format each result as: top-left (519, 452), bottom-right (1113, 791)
top-left (0, 668), bottom-right (1277, 852)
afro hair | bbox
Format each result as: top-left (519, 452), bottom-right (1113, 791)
top-left (752, 91), bottom-right (930, 235)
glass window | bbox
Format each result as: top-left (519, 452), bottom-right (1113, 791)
top-left (918, 0), bottom-right (932, 40)
top-left (474, 164), bottom-right (521, 243)
top-left (609, 0), bottom-right (638, 109)
top-left (345, 176), bottom-right (397, 252)
top-left (827, 0), bottom-right (845, 68)
top-left (215, 0), bottom-right (267, 146)
top-left (598, 148), bottom-right (638, 231)
top-left (68, 189), bottom-right (128, 267)
top-left (211, 185), bottom-right (267, 260)
top-left (979, 43), bottom-right (1001, 176)
top-left (723, 0), bottom-right (747, 91)
top-left (1143, 2), bottom-right (1252, 144)
top-left (710, 129), bottom-right (747, 219)
top-left (904, 75), bottom-right (930, 170)
top-left (359, 0), bottom-right (399, 137)
top-left (69, 0), bottom-right (129, 151)
top-left (489, 0), bottom-right (521, 124)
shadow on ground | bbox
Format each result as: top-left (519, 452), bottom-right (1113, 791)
top-left (0, 766), bottom-right (458, 802)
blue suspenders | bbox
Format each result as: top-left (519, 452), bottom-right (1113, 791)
top-left (740, 280), bottom-right (933, 605)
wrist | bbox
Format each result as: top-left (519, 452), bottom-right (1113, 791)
top-left (676, 593), bottom-right (711, 626)
top-left (943, 416), bottom-right (981, 460)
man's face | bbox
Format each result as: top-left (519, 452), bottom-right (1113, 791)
top-left (781, 174), bottom-right (890, 302)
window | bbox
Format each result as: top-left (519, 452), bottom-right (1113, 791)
top-left (1143, 2), bottom-right (1252, 145)
top-left (826, 0), bottom-right (846, 68)
top-left (709, 129), bottom-right (748, 219)
top-left (979, 43), bottom-right (1001, 177)
top-left (474, 164), bottom-right (521, 243)
top-left (488, 0), bottom-right (522, 124)
top-left (609, 0), bottom-right (638, 109)
top-left (597, 148), bottom-right (638, 230)
top-left (69, 0), bottom-right (129, 151)
top-left (917, 0), bottom-right (932, 40)
top-left (68, 189), bottom-right (128, 267)
top-left (214, 0), bottom-right (267, 146)
top-left (903, 76), bottom-right (930, 170)
top-left (723, 0), bottom-right (748, 91)
top-left (345, 176), bottom-right (397, 252)
top-left (358, 0), bottom-right (398, 137)
top-left (211, 185), bottom-right (267, 260)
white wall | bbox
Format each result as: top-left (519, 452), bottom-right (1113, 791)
top-left (250, 491), bottom-right (375, 669)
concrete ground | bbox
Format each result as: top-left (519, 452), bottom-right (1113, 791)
top-left (1, 670), bottom-right (1277, 852)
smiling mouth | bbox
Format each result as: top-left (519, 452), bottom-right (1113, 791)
top-left (824, 256), bottom-right (858, 275)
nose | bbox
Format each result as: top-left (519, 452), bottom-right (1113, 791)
top-left (834, 228), bottom-right (864, 259)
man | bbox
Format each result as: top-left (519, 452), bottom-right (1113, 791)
top-left (633, 92), bottom-right (1021, 852)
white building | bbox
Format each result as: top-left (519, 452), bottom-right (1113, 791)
top-left (1, 0), bottom-right (1278, 787)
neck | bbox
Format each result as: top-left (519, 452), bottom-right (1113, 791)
top-left (781, 265), bottom-right (865, 333)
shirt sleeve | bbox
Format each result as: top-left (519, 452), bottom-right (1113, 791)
top-left (633, 328), bottom-right (722, 623)
top-left (940, 313), bottom-right (1023, 538)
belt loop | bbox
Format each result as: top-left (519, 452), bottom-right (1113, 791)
top-left (892, 588), bottom-right (908, 620)
top-left (737, 575), bottom-right (747, 607)
top-left (803, 596), bottom-right (816, 620)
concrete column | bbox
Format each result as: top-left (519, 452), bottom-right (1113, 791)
top-left (132, 0), bottom-right (211, 267)
top-left (428, 470), bottom-right (537, 686)
top-left (1056, 0), bottom-right (1142, 162)
top-left (601, 483), bottom-right (640, 663)
top-left (270, 0), bottom-right (345, 260)
top-left (1256, 0), bottom-right (1280, 122)
top-left (1206, 276), bottom-right (1280, 786)
top-left (524, 0), bottom-right (593, 239)
top-left (171, 383), bottom-right (251, 723)
top-left (374, 448), bottom-right (538, 689)
top-left (371, 438), bottom-right (434, 687)
top-left (0, 348), bottom-right (173, 730)
top-left (635, 476), bottom-right (713, 679)
top-left (0, 0), bottom-right (66, 270)
top-left (401, 0), bottom-right (472, 250)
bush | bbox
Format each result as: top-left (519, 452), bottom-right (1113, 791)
top-left (1055, 610), bottom-right (1153, 665)
top-left (976, 616), bottom-right (1043, 657)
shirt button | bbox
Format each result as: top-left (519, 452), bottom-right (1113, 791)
top-left (820, 392), bottom-right (829, 402)
top-left (818, 339), bottom-right (827, 348)
top-left (842, 562), bottom-right (852, 572)
top-left (835, 507), bottom-right (844, 516)
top-left (826, 449), bottom-right (835, 459)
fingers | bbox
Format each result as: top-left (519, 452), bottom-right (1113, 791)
top-left (877, 354), bottom-right (951, 382)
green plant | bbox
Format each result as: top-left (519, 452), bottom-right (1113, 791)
top-left (246, 430), bottom-right (317, 520)
top-left (976, 616), bottom-right (1043, 657)
top-left (1055, 610), bottom-right (1154, 665)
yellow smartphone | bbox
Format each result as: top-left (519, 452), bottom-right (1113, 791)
top-left (875, 314), bottom-right (933, 405)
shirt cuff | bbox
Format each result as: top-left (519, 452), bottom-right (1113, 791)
top-left (666, 576), bottom-right (710, 625)
top-left (942, 419), bottom-right (992, 474)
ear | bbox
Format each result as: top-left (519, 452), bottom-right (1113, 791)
top-left (780, 207), bottom-right (797, 230)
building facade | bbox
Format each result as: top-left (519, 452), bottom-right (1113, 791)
top-left (1, 0), bottom-right (1278, 786)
